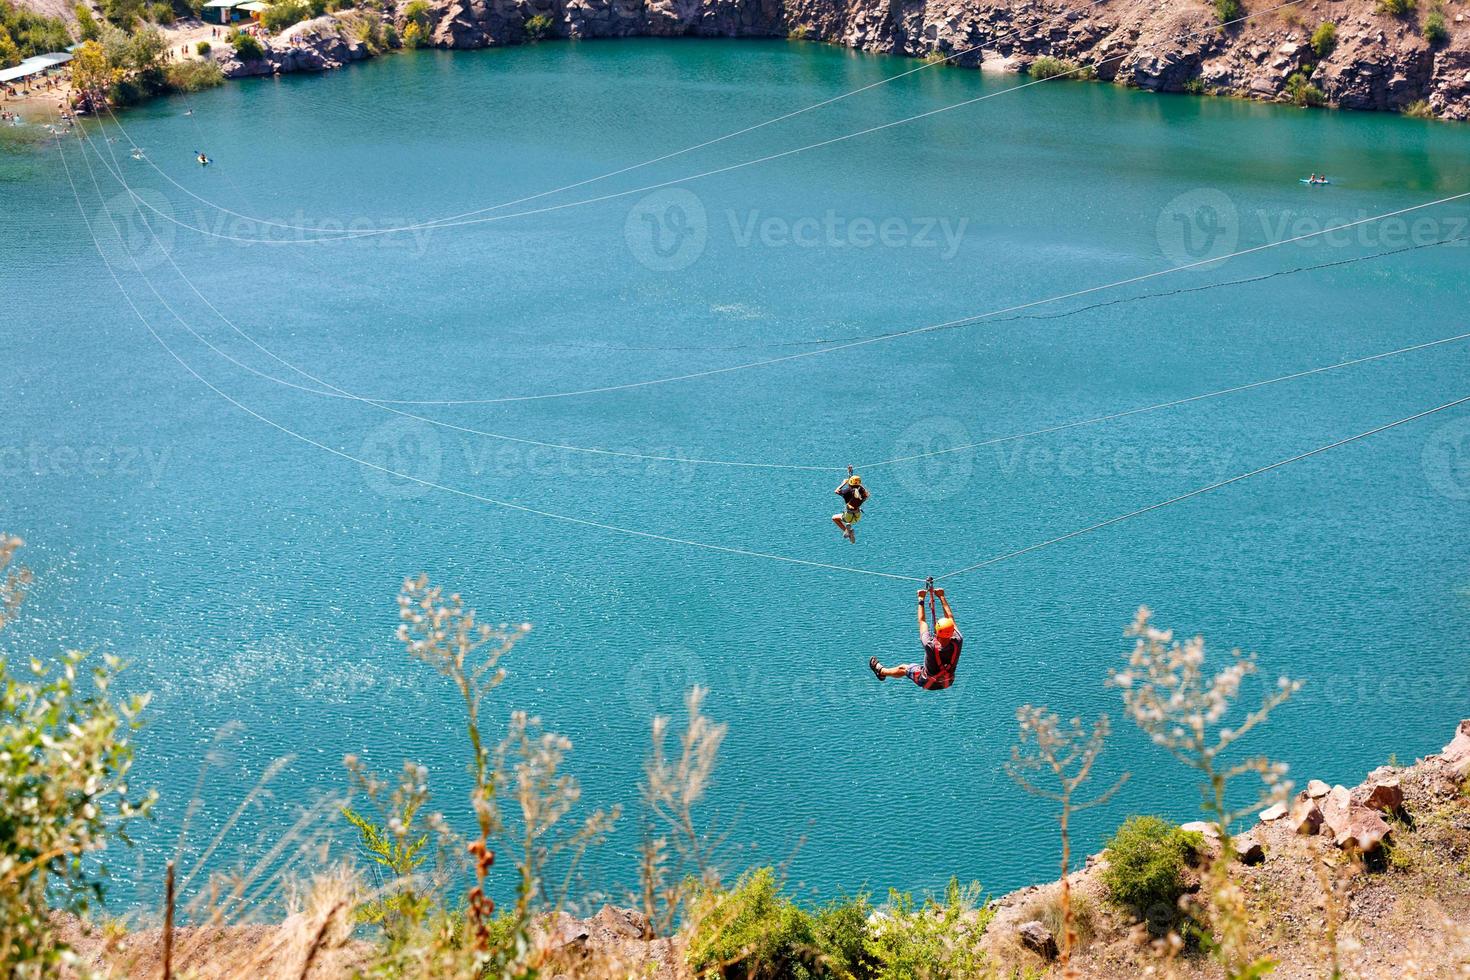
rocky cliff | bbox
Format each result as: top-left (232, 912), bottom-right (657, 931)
top-left (399, 0), bottom-right (1470, 118)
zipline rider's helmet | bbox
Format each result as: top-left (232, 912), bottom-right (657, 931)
top-left (848, 475), bottom-right (862, 487)
top-left (935, 617), bottom-right (956, 640)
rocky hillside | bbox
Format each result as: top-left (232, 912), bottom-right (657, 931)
top-left (413, 0), bottom-right (1470, 118)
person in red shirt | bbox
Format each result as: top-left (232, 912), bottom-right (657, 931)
top-left (869, 586), bottom-right (962, 690)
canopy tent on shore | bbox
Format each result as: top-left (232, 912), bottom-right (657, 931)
top-left (0, 52), bottom-right (74, 87)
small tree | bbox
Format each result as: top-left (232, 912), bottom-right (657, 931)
top-left (1311, 21), bottom-right (1337, 57)
top-left (1006, 706), bottom-right (1128, 968)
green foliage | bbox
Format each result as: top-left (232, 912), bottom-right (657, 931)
top-left (99, 0), bottom-right (147, 28)
top-left (195, 38), bottom-right (210, 54)
top-left (1311, 20), bottom-right (1336, 57)
top-left (343, 802), bottom-right (432, 929)
top-left (1376, 0), bottom-right (1415, 15)
top-left (1183, 77), bottom-right (1208, 94)
top-left (164, 57), bottom-right (223, 91)
top-left (1424, 9), bottom-right (1448, 44)
top-left (787, 24), bottom-right (813, 40)
top-left (0, 0), bottom-right (70, 60)
top-left (1214, 0), bottom-right (1243, 23)
top-left (685, 870), bottom-right (989, 979)
top-left (1101, 816), bottom-right (1201, 926)
top-left (350, 11), bottom-right (386, 52)
top-left (686, 868), bottom-right (832, 978)
top-left (75, 4), bottom-right (102, 41)
top-left (1403, 98), bottom-right (1435, 118)
top-left (1286, 69), bottom-right (1326, 107)
top-left (0, 537), bottom-right (156, 977)
top-left (1029, 55), bottom-right (1094, 80)
top-left (523, 12), bottom-right (553, 39)
top-left (260, 0), bottom-right (326, 31)
top-left (402, 0), bottom-right (430, 45)
top-left (227, 27), bottom-right (264, 60)
top-left (864, 879), bottom-right (993, 979)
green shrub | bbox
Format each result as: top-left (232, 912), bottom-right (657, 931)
top-left (865, 879), bottom-right (992, 979)
top-left (1, 0), bottom-right (71, 58)
top-left (1101, 816), bottom-right (1202, 927)
top-left (787, 24), bottom-right (813, 40)
top-left (149, 1), bottom-right (173, 22)
top-left (227, 27), bottom-right (264, 59)
top-left (1286, 69), bottom-right (1326, 106)
top-left (1183, 77), bottom-right (1207, 94)
top-left (261, 0), bottom-right (311, 32)
top-left (523, 12), bottom-right (553, 39)
top-left (685, 868), bottom-right (827, 978)
top-left (1214, 0), bottom-right (1243, 23)
top-left (1404, 98), bottom-right (1435, 118)
top-left (1424, 9), bottom-right (1448, 44)
top-left (402, 0), bottom-right (431, 43)
top-left (1311, 20), bottom-right (1337, 57)
top-left (196, 38), bottom-right (211, 54)
top-left (402, 19), bottom-right (424, 46)
top-left (1030, 54), bottom-right (1093, 79)
top-left (1376, 0), bottom-right (1414, 15)
top-left (165, 57), bottom-right (223, 91)
top-left (75, 4), bottom-right (103, 41)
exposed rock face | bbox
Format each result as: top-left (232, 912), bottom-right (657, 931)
top-left (396, 0), bottom-right (1470, 118)
top-left (1017, 919), bottom-right (1059, 960)
top-left (1442, 718), bottom-right (1470, 776)
top-left (220, 17), bottom-right (372, 78)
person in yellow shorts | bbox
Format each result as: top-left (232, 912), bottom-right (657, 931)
top-left (831, 470), bottom-right (869, 543)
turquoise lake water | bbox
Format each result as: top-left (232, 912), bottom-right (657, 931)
top-left (3, 39), bottom-right (1470, 911)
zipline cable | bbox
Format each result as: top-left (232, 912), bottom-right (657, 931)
top-left (58, 133), bottom-right (926, 583)
top-left (79, 123), bottom-right (1470, 476)
top-left (933, 391), bottom-right (1470, 580)
top-left (61, 132), bottom-right (1470, 587)
top-left (79, 127), bottom-right (1470, 409)
top-left (99, 0), bottom-right (1323, 246)
top-left (105, 0), bottom-right (1118, 237)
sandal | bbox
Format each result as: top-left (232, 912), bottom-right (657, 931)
top-left (869, 656), bottom-right (884, 681)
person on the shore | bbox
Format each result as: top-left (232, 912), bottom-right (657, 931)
top-left (869, 586), bottom-right (963, 691)
top-left (830, 470), bottom-right (868, 543)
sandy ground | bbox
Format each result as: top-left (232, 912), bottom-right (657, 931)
top-left (1, 18), bottom-right (228, 122)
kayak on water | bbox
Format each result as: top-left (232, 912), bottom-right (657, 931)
top-left (1300, 177), bottom-right (1331, 185)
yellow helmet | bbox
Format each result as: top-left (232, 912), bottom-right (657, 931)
top-left (935, 617), bottom-right (955, 639)
top-left (848, 475), bottom-right (862, 486)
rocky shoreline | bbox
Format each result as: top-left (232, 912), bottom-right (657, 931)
top-left (211, 0), bottom-right (1470, 119)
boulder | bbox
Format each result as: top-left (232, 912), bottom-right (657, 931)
top-left (1321, 786), bottom-right (1353, 839)
top-left (1290, 793), bottom-right (1324, 835)
top-left (1335, 806), bottom-right (1392, 853)
top-left (1306, 779), bottom-right (1331, 799)
top-left (1017, 920), bottom-right (1058, 961)
top-left (1442, 719), bottom-right (1470, 776)
top-left (1360, 778), bottom-right (1403, 814)
top-left (1235, 835), bottom-right (1265, 865)
top-left (1258, 802), bottom-right (1288, 822)
top-left (1180, 821), bottom-right (1219, 837)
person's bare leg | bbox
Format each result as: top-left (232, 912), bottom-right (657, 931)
top-left (871, 660), bottom-right (910, 680)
